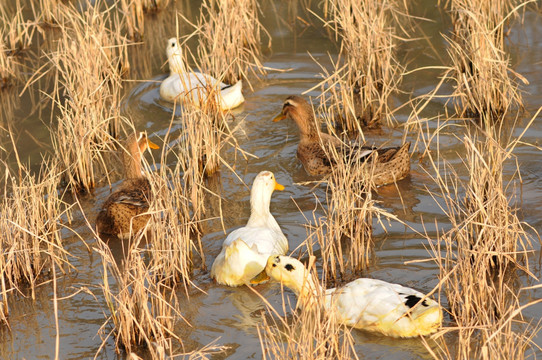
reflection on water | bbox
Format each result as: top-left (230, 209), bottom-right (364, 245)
top-left (1, 0), bottom-right (542, 358)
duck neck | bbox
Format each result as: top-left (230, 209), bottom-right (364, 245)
top-left (294, 112), bottom-right (320, 142)
top-left (122, 148), bottom-right (144, 179)
top-left (290, 271), bottom-right (322, 309)
top-left (246, 186), bottom-right (278, 228)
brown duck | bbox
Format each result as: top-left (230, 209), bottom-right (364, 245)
top-left (96, 132), bottom-right (159, 239)
top-left (273, 95), bottom-right (410, 186)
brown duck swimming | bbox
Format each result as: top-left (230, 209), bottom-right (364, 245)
top-left (96, 132), bottom-right (159, 239)
top-left (273, 95), bottom-right (411, 186)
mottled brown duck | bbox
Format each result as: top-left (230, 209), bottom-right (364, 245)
top-left (96, 132), bottom-right (159, 239)
top-left (273, 95), bottom-right (411, 186)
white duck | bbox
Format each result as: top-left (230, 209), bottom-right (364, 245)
top-left (159, 38), bottom-right (245, 110)
top-left (253, 255), bottom-right (443, 338)
top-left (211, 171), bottom-right (289, 287)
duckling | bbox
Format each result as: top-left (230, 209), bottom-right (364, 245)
top-left (211, 171), bottom-right (288, 286)
top-left (159, 38), bottom-right (245, 110)
top-left (273, 95), bottom-right (410, 186)
top-left (252, 255), bottom-right (442, 338)
top-left (96, 132), bottom-right (159, 239)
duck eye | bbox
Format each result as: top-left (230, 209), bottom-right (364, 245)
top-left (272, 264), bottom-right (276, 267)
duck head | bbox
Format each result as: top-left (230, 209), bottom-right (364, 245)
top-left (273, 96), bottom-right (319, 140)
top-left (166, 38), bottom-right (185, 74)
top-left (248, 171), bottom-right (284, 220)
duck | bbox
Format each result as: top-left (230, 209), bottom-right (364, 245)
top-left (252, 255), bottom-right (443, 338)
top-left (273, 95), bottom-right (411, 186)
top-left (211, 171), bottom-right (288, 287)
top-left (96, 132), bottom-right (159, 240)
top-left (159, 38), bottom-right (245, 110)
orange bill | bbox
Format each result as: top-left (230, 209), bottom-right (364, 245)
top-left (272, 113), bottom-right (287, 122)
top-left (274, 180), bottom-right (285, 191)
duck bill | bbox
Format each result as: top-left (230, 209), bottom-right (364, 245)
top-left (272, 113), bottom-right (287, 122)
top-left (274, 180), bottom-right (285, 191)
top-left (250, 269), bottom-right (270, 284)
top-left (147, 139), bottom-right (160, 150)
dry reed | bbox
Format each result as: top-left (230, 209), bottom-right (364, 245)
top-left (423, 129), bottom-right (540, 359)
top-left (47, 1), bottom-right (130, 192)
top-left (304, 100), bottom-right (396, 283)
top-left (444, 0), bottom-right (531, 124)
top-left (194, 0), bottom-right (270, 86)
top-left (317, 0), bottom-right (405, 131)
top-left (0, 157), bottom-right (72, 304)
top-left (256, 257), bottom-right (358, 360)
top-left (119, 0), bottom-right (170, 41)
top-left (96, 235), bottom-right (183, 358)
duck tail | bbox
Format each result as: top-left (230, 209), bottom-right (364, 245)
top-left (219, 80), bottom-right (245, 110)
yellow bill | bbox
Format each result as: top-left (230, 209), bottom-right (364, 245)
top-left (272, 113), bottom-right (287, 122)
top-left (250, 269), bottom-right (270, 284)
top-left (274, 180), bottom-right (285, 191)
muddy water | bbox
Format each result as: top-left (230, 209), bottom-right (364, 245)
top-left (1, 0), bottom-right (542, 359)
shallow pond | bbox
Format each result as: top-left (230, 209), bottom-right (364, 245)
top-left (1, 0), bottom-right (541, 359)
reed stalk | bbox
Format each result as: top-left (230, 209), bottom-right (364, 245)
top-left (195, 0), bottom-right (270, 86)
top-left (444, 0), bottom-right (530, 124)
top-left (423, 129), bottom-right (540, 359)
top-left (97, 236), bottom-right (182, 358)
top-left (47, 1), bottom-right (130, 193)
top-left (318, 0), bottom-right (405, 131)
top-left (0, 157), bottom-right (72, 303)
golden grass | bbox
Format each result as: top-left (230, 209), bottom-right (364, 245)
top-left (420, 125), bottom-right (541, 358)
top-left (300, 99), bottom-right (397, 283)
top-left (255, 257), bottom-right (358, 360)
top-left (47, 1), bottom-right (130, 193)
top-left (194, 0), bottom-right (270, 86)
top-left (119, 0), bottom-right (170, 41)
top-left (96, 235), bottom-right (183, 358)
top-left (444, 0), bottom-right (531, 124)
top-left (316, 0), bottom-right (405, 131)
top-left (0, 156), bottom-right (72, 304)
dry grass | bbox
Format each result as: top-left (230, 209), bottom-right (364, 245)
top-left (302, 100), bottom-right (397, 283)
top-left (46, 1), bottom-right (130, 193)
top-left (194, 0), bottom-right (270, 86)
top-left (316, 0), bottom-right (406, 131)
top-left (96, 235), bottom-right (183, 358)
top-left (0, 0), bottom-right (36, 89)
top-left (421, 126), bottom-right (540, 359)
top-left (119, 0), bottom-right (170, 41)
top-left (256, 257), bottom-right (359, 360)
top-left (0, 156), bottom-right (72, 305)
top-left (145, 136), bottom-right (200, 286)
top-left (444, 0), bottom-right (531, 124)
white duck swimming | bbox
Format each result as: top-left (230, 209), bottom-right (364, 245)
top-left (211, 171), bottom-right (289, 287)
top-left (159, 38), bottom-right (245, 110)
top-left (253, 255), bottom-right (443, 338)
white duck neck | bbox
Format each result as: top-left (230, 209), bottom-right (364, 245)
top-left (290, 271), bottom-right (323, 309)
top-left (246, 183), bottom-right (279, 229)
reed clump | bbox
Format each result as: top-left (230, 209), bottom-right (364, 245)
top-left (48, 2), bottom-right (130, 193)
top-left (145, 142), bottom-right (200, 286)
top-left (305, 103), bottom-right (394, 283)
top-left (318, 0), bottom-right (405, 131)
top-left (195, 0), bottom-right (270, 85)
top-left (97, 236), bottom-right (182, 358)
top-left (425, 132), bottom-right (539, 359)
top-left (444, 0), bottom-right (529, 124)
top-left (119, 0), bottom-right (170, 41)
top-left (256, 257), bottom-right (358, 360)
top-left (0, 158), bottom-right (72, 304)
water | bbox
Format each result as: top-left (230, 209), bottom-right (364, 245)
top-left (1, 0), bottom-right (541, 358)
